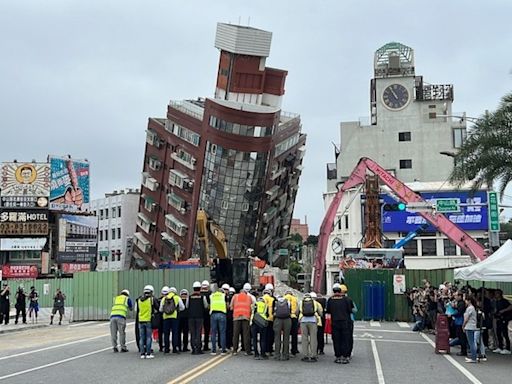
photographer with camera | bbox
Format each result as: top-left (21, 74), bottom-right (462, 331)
top-left (0, 283), bottom-right (10, 325)
top-left (15, 286), bottom-right (27, 324)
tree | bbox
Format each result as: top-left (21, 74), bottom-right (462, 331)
top-left (502, 219), bottom-right (512, 240)
top-left (449, 92), bottom-right (512, 196)
top-left (290, 233), bottom-right (303, 244)
top-left (305, 235), bottom-right (318, 246)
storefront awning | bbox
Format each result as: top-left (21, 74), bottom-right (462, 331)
top-left (0, 238), bottom-right (47, 251)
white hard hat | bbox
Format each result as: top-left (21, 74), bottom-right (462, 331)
top-left (161, 286), bottom-right (170, 295)
top-left (310, 292), bottom-right (317, 298)
top-left (201, 280), bottom-right (210, 287)
top-left (333, 283), bottom-right (341, 290)
top-left (193, 281), bottom-right (201, 288)
top-left (243, 283), bottom-right (251, 292)
top-left (221, 283), bottom-right (230, 290)
top-left (263, 289), bottom-right (271, 294)
top-left (121, 289), bottom-right (130, 296)
top-left (169, 287), bottom-right (177, 294)
top-left (304, 292), bottom-right (311, 297)
top-left (180, 289), bottom-right (189, 295)
top-left (229, 287), bottom-right (236, 293)
top-left (144, 285), bottom-right (154, 293)
top-left (265, 283), bottom-right (274, 291)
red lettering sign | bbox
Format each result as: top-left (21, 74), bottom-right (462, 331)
top-left (1, 264), bottom-right (38, 279)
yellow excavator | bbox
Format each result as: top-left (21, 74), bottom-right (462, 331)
top-left (196, 209), bottom-right (228, 266)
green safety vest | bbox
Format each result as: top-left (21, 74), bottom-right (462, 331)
top-left (137, 297), bottom-right (152, 322)
top-left (209, 292), bottom-right (226, 314)
top-left (111, 295), bottom-right (128, 318)
top-left (255, 300), bottom-right (268, 320)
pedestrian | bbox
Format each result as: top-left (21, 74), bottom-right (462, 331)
top-left (0, 283), bottom-right (10, 325)
top-left (299, 292), bottom-right (322, 362)
top-left (273, 295), bottom-right (292, 361)
top-left (50, 289), bottom-right (66, 325)
top-left (156, 286), bottom-right (169, 352)
top-left (178, 289), bottom-right (190, 352)
top-left (262, 284), bottom-right (275, 355)
top-left (463, 296), bottom-right (478, 363)
top-left (160, 286), bottom-right (185, 354)
top-left (225, 286), bottom-right (235, 351)
top-left (28, 286), bottom-right (39, 323)
top-left (313, 292), bottom-right (327, 355)
top-left (15, 287), bottom-right (27, 324)
top-left (187, 281), bottom-right (209, 355)
top-left (251, 296), bottom-right (269, 360)
top-left (136, 285), bottom-right (159, 359)
top-left (230, 283), bottom-right (253, 355)
top-left (210, 284), bottom-right (228, 355)
top-left (284, 289), bottom-right (300, 356)
top-left (326, 283), bottom-right (354, 364)
top-left (200, 280), bottom-right (212, 351)
top-left (110, 289), bottom-right (132, 353)
top-left (493, 289), bottom-right (512, 354)
top-left (450, 291), bottom-right (468, 357)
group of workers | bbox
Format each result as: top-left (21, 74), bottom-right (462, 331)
top-left (109, 280), bottom-right (356, 364)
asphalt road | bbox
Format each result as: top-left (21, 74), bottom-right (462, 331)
top-left (0, 321), bottom-right (510, 384)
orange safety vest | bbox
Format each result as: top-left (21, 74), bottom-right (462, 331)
top-left (233, 292), bottom-right (251, 319)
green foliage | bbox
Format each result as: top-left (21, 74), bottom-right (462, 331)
top-left (288, 260), bottom-right (303, 285)
top-left (290, 233), bottom-right (303, 243)
top-left (305, 235), bottom-right (318, 246)
top-left (449, 92), bottom-right (512, 196)
top-left (502, 219), bottom-right (512, 239)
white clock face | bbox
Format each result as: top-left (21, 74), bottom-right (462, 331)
top-left (331, 237), bottom-right (344, 255)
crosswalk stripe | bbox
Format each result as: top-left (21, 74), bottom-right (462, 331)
top-left (397, 322), bottom-right (410, 328)
top-left (369, 321), bottom-right (381, 327)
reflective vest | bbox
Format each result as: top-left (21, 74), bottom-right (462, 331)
top-left (255, 300), bottom-right (268, 320)
top-left (233, 292), bottom-right (251, 319)
top-left (285, 294), bottom-right (298, 318)
top-left (210, 291), bottom-right (226, 314)
top-left (263, 294), bottom-right (275, 321)
top-left (111, 295), bottom-right (128, 318)
top-left (137, 297), bottom-right (152, 322)
top-left (162, 293), bottom-right (180, 320)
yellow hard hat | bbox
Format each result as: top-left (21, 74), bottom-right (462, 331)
top-left (340, 284), bottom-right (348, 292)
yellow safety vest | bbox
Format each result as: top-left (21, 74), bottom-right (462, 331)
top-left (162, 293), bottom-right (180, 320)
top-left (137, 297), bottom-right (152, 322)
top-left (263, 294), bottom-right (275, 321)
top-left (250, 300), bottom-right (268, 324)
top-left (285, 294), bottom-right (298, 318)
top-left (209, 292), bottom-right (226, 314)
top-left (111, 295), bottom-right (128, 318)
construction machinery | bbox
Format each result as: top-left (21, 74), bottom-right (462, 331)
top-left (313, 157), bottom-right (488, 293)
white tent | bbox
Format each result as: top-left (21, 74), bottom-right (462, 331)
top-left (454, 239), bottom-right (512, 282)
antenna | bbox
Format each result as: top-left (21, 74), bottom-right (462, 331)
top-left (248, 16), bottom-right (250, 26)
top-left (238, 16), bottom-right (241, 25)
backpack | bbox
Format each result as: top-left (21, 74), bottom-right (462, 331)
top-left (163, 295), bottom-right (177, 315)
top-left (275, 299), bottom-right (290, 319)
top-left (302, 298), bottom-right (315, 317)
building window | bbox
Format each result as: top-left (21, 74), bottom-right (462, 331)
top-left (100, 209), bottom-right (104, 220)
top-left (344, 215), bottom-right (349, 230)
top-left (100, 231), bottom-right (103, 241)
top-left (421, 239), bottom-right (437, 256)
top-left (168, 192), bottom-right (186, 211)
top-left (399, 159), bottom-right (412, 169)
top-left (443, 239), bottom-right (456, 256)
top-left (170, 122), bottom-right (200, 146)
top-left (169, 169), bottom-right (189, 189)
top-left (165, 214), bottom-right (188, 237)
top-left (117, 250), bottom-right (121, 262)
top-left (105, 230), bottom-right (108, 241)
top-left (112, 229), bottom-right (116, 240)
top-left (429, 112), bottom-right (437, 119)
top-left (117, 228), bottom-right (121, 239)
top-left (398, 132), bottom-right (411, 142)
top-left (112, 207), bottom-right (117, 218)
top-left (118, 206), bottom-right (121, 218)
top-left (403, 240), bottom-right (417, 256)
top-left (453, 128), bottom-right (467, 148)
top-left (105, 209), bottom-right (109, 219)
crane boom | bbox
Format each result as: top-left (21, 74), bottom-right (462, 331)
top-left (313, 157), bottom-right (488, 293)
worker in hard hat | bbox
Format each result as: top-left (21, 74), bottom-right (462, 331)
top-left (230, 283), bottom-right (254, 355)
top-left (160, 286), bottom-right (185, 354)
top-left (156, 286), bottom-right (169, 352)
top-left (226, 286), bottom-right (235, 351)
top-left (110, 289), bottom-right (132, 353)
top-left (178, 289), bottom-right (190, 352)
top-left (326, 283), bottom-right (354, 364)
top-left (136, 285), bottom-right (158, 359)
top-left (284, 288), bottom-right (300, 356)
top-left (263, 283), bottom-right (275, 356)
top-left (312, 292), bottom-right (327, 355)
top-left (188, 281), bottom-right (209, 355)
top-left (209, 284), bottom-right (228, 355)
top-left (200, 280), bottom-right (212, 351)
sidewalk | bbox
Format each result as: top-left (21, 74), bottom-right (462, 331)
top-left (1, 307), bottom-right (73, 334)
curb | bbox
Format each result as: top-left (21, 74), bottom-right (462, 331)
top-left (0, 324), bottom-right (48, 335)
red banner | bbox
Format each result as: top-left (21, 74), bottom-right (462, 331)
top-left (1, 264), bottom-right (38, 279)
top-left (61, 263), bottom-right (90, 274)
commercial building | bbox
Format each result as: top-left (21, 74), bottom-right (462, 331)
top-left (290, 217), bottom-right (309, 241)
top-left (88, 189), bottom-right (139, 271)
top-left (324, 42), bottom-right (486, 287)
top-left (133, 23), bottom-right (306, 267)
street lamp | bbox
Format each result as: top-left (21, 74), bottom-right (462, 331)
top-left (268, 236), bottom-right (292, 268)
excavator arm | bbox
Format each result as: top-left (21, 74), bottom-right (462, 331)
top-left (313, 157), bottom-right (487, 293)
top-left (196, 209), bottom-right (228, 266)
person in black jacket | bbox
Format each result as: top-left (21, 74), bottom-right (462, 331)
top-left (0, 283), bottom-right (10, 325)
top-left (314, 293), bottom-right (327, 355)
top-left (326, 283), bottom-right (354, 364)
top-left (178, 289), bottom-right (190, 352)
top-left (200, 281), bottom-right (211, 351)
top-left (189, 281), bottom-right (209, 354)
top-left (450, 291), bottom-right (468, 356)
top-left (15, 287), bottom-right (27, 324)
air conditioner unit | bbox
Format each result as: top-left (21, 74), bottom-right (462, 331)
top-left (191, 157), bottom-right (197, 165)
top-left (187, 180), bottom-right (194, 188)
top-left (180, 208), bottom-right (186, 215)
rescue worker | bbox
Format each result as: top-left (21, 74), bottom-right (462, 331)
top-left (160, 286), bottom-right (185, 354)
top-left (251, 295), bottom-right (269, 360)
top-left (230, 283), bottom-right (254, 355)
top-left (273, 295), bottom-right (292, 361)
top-left (326, 283), bottom-right (354, 364)
top-left (178, 289), bottom-right (190, 352)
top-left (284, 289), bottom-right (299, 356)
top-left (209, 284), bottom-right (228, 355)
top-left (225, 286), bottom-right (235, 351)
top-left (188, 281), bottom-right (209, 355)
top-left (110, 289), bottom-right (132, 353)
top-left (136, 285), bottom-right (158, 359)
top-left (200, 280), bottom-right (211, 351)
top-left (15, 287), bottom-right (27, 325)
top-left (312, 292), bottom-right (327, 355)
top-left (262, 284), bottom-right (275, 355)
top-left (299, 292), bottom-right (323, 362)
top-left (156, 286), bottom-right (169, 352)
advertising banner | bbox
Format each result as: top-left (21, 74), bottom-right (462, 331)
top-left (382, 190), bottom-right (488, 232)
top-left (49, 156), bottom-right (90, 212)
top-left (0, 210), bottom-right (49, 235)
top-left (0, 162), bottom-right (50, 208)
top-left (61, 263), bottom-right (91, 274)
top-left (0, 238), bottom-right (47, 251)
top-left (57, 214), bottom-right (98, 263)
top-left (393, 274), bottom-right (406, 294)
top-left (1, 264), bottom-right (38, 279)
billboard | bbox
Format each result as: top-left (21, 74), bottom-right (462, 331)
top-left (62, 263), bottom-right (91, 274)
top-left (57, 214), bottom-right (98, 263)
top-left (1, 264), bottom-right (38, 279)
top-left (0, 238), bottom-right (47, 251)
top-left (0, 210), bottom-right (49, 236)
top-left (49, 156), bottom-right (90, 212)
top-left (381, 190), bottom-right (488, 232)
top-left (0, 162), bottom-right (50, 208)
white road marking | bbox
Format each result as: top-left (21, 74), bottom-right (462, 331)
top-left (356, 328), bottom-right (412, 333)
top-left (420, 333), bottom-right (483, 384)
top-left (69, 321), bottom-right (100, 327)
top-left (397, 322), bottom-right (410, 328)
top-left (358, 332), bottom-right (383, 339)
top-left (0, 341), bottom-right (135, 381)
top-left (355, 338), bottom-right (427, 344)
top-left (371, 339), bottom-right (385, 384)
top-left (370, 321), bottom-right (381, 327)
